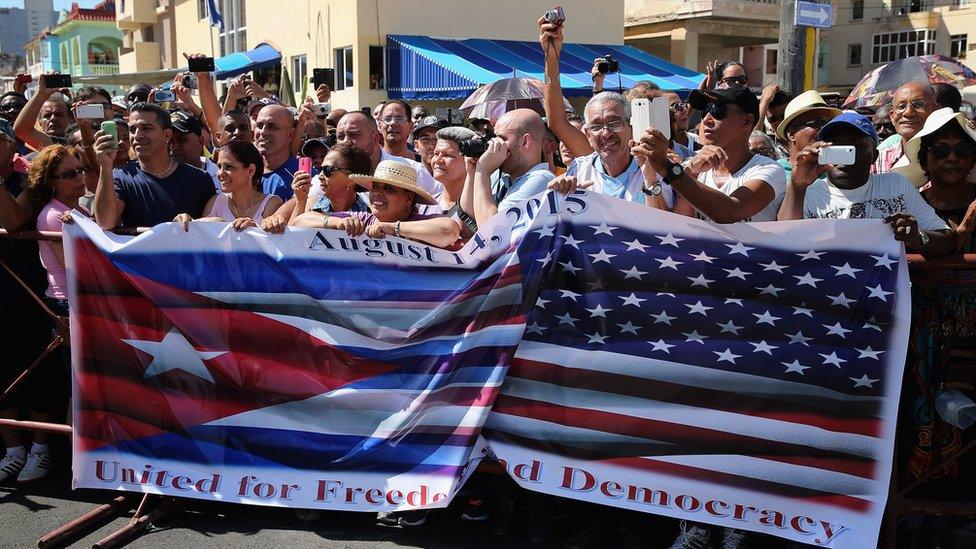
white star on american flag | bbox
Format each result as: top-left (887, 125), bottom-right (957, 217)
top-left (753, 311), bottom-right (781, 326)
top-left (619, 293), bottom-right (646, 307)
top-left (715, 348), bottom-right (742, 363)
top-left (649, 339), bottom-right (675, 353)
top-left (559, 234), bottom-right (584, 248)
top-left (656, 256), bottom-right (683, 270)
top-left (717, 320), bottom-right (743, 335)
top-left (617, 322), bottom-right (640, 335)
top-left (856, 346), bottom-right (884, 359)
top-left (687, 274), bottom-right (714, 288)
top-left (690, 251), bottom-right (716, 263)
top-left (590, 223), bottom-right (618, 236)
top-left (794, 273), bottom-right (823, 287)
top-left (560, 290), bottom-right (582, 301)
top-left (526, 322), bottom-right (545, 335)
top-left (827, 293), bottom-right (856, 308)
top-left (657, 233), bottom-right (684, 247)
top-left (750, 340), bottom-right (778, 354)
top-left (623, 238), bottom-right (648, 252)
top-left (682, 330), bottom-right (707, 344)
top-left (589, 249), bottom-right (616, 263)
top-left (797, 250), bottom-right (825, 261)
top-left (686, 301), bottom-right (713, 315)
top-left (872, 254), bottom-right (896, 270)
top-left (786, 331), bottom-right (813, 346)
top-left (820, 352), bottom-right (847, 368)
top-left (534, 225), bottom-right (555, 237)
top-left (783, 360), bottom-right (810, 375)
top-left (586, 332), bottom-right (609, 344)
top-left (759, 260), bottom-right (787, 273)
top-left (832, 263), bottom-right (862, 278)
top-left (559, 260), bottom-right (582, 274)
top-left (586, 304), bottom-right (610, 318)
top-left (758, 284), bottom-right (785, 297)
top-left (652, 310), bottom-right (676, 325)
top-left (621, 266), bottom-right (648, 280)
top-left (556, 312), bottom-right (578, 326)
top-left (823, 322), bottom-right (852, 338)
top-left (726, 242), bottom-right (754, 256)
top-left (723, 267), bottom-right (750, 280)
top-left (867, 285), bottom-right (894, 302)
top-left (850, 374), bottom-right (879, 388)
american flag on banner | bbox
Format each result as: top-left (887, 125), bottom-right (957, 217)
top-left (485, 192), bottom-right (908, 549)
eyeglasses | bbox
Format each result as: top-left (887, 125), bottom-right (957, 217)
top-left (382, 115), bottom-right (408, 124)
top-left (786, 117), bottom-right (831, 135)
top-left (703, 102), bottom-right (732, 120)
top-left (718, 75), bottom-right (748, 87)
top-left (930, 143), bottom-right (976, 160)
top-left (52, 167), bottom-right (88, 180)
top-left (585, 119), bottom-right (626, 134)
top-left (318, 164), bottom-right (351, 177)
top-left (670, 102), bottom-right (689, 113)
top-left (892, 100), bottom-right (929, 114)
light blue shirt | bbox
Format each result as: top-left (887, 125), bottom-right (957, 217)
top-left (567, 152), bottom-right (674, 209)
top-left (491, 163), bottom-right (555, 210)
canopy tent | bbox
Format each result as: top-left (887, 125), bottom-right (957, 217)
top-left (386, 35), bottom-right (704, 100)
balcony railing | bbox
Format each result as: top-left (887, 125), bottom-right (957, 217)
top-left (71, 63), bottom-right (120, 76)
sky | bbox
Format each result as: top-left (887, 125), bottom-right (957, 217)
top-left (0, 0), bottom-right (102, 9)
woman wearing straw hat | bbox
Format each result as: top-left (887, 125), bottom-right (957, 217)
top-left (300, 159), bottom-right (461, 249)
top-left (895, 107), bottom-right (976, 252)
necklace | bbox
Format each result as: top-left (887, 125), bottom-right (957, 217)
top-left (143, 159), bottom-right (176, 178)
top-left (228, 193), bottom-right (264, 218)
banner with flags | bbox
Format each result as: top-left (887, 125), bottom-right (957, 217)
top-left (66, 190), bottom-right (908, 548)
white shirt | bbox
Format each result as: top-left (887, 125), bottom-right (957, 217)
top-left (803, 172), bottom-right (949, 231)
top-left (568, 152), bottom-right (674, 210)
top-left (697, 153), bottom-right (786, 222)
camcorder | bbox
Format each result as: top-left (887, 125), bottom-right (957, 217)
top-left (596, 54), bottom-right (620, 74)
top-left (543, 6), bottom-right (565, 24)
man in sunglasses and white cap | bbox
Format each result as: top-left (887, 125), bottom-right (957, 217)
top-left (636, 85), bottom-right (787, 223)
top-left (778, 111), bottom-right (955, 256)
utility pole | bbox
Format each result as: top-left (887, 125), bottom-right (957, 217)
top-left (777, 0), bottom-right (821, 96)
top-left (777, 0), bottom-right (805, 96)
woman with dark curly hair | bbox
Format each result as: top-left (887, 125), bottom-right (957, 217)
top-left (29, 144), bottom-right (90, 310)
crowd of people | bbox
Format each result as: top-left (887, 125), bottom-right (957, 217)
top-left (0, 11), bottom-right (975, 549)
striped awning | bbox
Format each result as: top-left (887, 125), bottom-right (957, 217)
top-left (386, 35), bottom-right (704, 100)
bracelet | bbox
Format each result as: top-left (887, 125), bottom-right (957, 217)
top-left (394, 220), bottom-right (401, 238)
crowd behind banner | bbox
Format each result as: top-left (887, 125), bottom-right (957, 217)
top-left (0, 8), bottom-right (974, 548)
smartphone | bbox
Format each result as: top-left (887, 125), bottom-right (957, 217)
top-left (183, 74), bottom-right (199, 89)
top-left (76, 103), bottom-right (106, 120)
top-left (298, 156), bottom-right (313, 174)
top-left (818, 145), bottom-right (856, 166)
top-left (314, 103), bottom-right (331, 117)
top-left (187, 56), bottom-right (215, 72)
top-left (312, 68), bottom-right (335, 89)
top-left (43, 74), bottom-right (72, 88)
top-left (154, 89), bottom-right (176, 102)
top-left (631, 97), bottom-right (671, 142)
top-left (15, 74), bottom-right (32, 84)
top-left (100, 120), bottom-right (118, 149)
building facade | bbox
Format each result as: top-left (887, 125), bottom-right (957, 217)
top-left (0, 1), bottom-right (57, 59)
top-left (116, 0), bottom-right (625, 110)
top-left (23, 2), bottom-right (122, 87)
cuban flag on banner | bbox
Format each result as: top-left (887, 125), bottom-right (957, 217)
top-left (207, 0), bottom-right (224, 30)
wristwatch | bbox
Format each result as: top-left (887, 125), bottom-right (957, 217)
top-left (642, 181), bottom-right (663, 196)
top-left (661, 161), bottom-right (684, 184)
top-left (919, 229), bottom-right (930, 245)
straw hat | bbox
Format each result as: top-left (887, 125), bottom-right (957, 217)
top-left (893, 107), bottom-right (976, 187)
top-left (349, 160), bottom-right (437, 205)
top-left (775, 90), bottom-right (842, 141)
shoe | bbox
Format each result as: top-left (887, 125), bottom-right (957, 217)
top-left (564, 521), bottom-right (603, 549)
top-left (460, 496), bottom-right (490, 521)
top-left (721, 527), bottom-right (747, 549)
top-left (17, 450), bottom-right (51, 483)
top-left (396, 510), bottom-right (429, 527)
top-left (376, 511), bottom-right (399, 526)
top-left (670, 521), bottom-right (711, 549)
top-left (528, 508), bottom-right (552, 543)
top-left (0, 453), bottom-right (26, 483)
top-left (490, 497), bottom-right (515, 537)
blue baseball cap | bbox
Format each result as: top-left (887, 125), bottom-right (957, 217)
top-left (819, 111), bottom-right (878, 144)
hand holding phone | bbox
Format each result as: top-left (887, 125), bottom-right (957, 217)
top-left (187, 56), bottom-right (215, 73)
top-left (154, 89), bottom-right (176, 102)
top-left (312, 68), bottom-right (335, 90)
top-left (631, 97), bottom-right (671, 142)
top-left (100, 120), bottom-right (118, 149)
top-left (298, 157), bottom-right (313, 174)
top-left (76, 103), bottom-right (106, 120)
top-left (42, 74), bottom-right (72, 89)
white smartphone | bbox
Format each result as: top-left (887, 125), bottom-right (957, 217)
top-left (631, 97), bottom-right (670, 141)
top-left (818, 145), bottom-right (856, 166)
top-left (75, 103), bottom-right (106, 120)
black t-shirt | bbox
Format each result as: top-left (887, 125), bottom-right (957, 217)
top-left (113, 162), bottom-right (215, 228)
top-left (1, 171), bottom-right (47, 305)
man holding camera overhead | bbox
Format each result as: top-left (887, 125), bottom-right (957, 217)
top-left (539, 15), bottom-right (670, 212)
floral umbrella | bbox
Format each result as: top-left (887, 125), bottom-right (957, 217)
top-left (843, 55), bottom-right (976, 109)
top-left (460, 77), bottom-right (572, 121)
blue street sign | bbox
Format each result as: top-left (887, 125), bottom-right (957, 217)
top-left (795, 1), bottom-right (832, 29)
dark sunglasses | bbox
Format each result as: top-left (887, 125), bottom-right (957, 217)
top-left (318, 164), bottom-right (351, 177)
top-left (787, 118), bottom-right (831, 135)
top-left (704, 102), bottom-right (731, 120)
top-left (718, 75), bottom-right (748, 86)
top-left (52, 167), bottom-right (88, 180)
top-left (670, 102), bottom-right (689, 113)
top-left (930, 143), bottom-right (976, 160)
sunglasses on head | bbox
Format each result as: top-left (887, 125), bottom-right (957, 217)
top-left (930, 143), bottom-right (976, 160)
top-left (318, 164), bottom-right (350, 177)
top-left (670, 102), bottom-right (689, 113)
top-left (52, 167), bottom-right (88, 180)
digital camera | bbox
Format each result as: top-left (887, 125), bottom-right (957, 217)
top-left (543, 6), bottom-right (565, 24)
top-left (596, 54), bottom-right (620, 74)
top-left (459, 135), bottom-right (490, 157)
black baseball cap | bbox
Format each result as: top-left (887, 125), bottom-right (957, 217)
top-left (300, 138), bottom-right (329, 156)
top-left (171, 110), bottom-right (202, 136)
top-left (689, 86), bottom-right (760, 122)
top-left (412, 115), bottom-right (448, 139)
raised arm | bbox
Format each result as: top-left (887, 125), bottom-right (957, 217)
top-left (538, 16), bottom-right (593, 158)
top-left (13, 72), bottom-right (62, 151)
